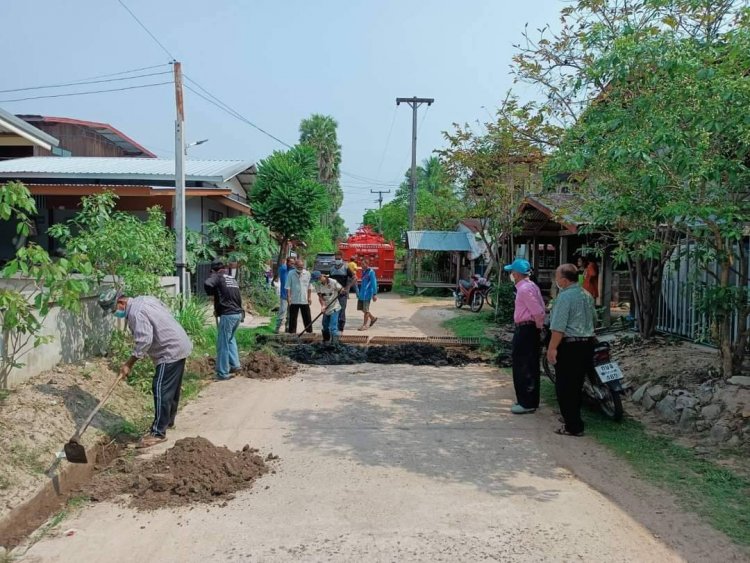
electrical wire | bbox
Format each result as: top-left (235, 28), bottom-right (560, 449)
top-left (0, 70), bottom-right (172, 94)
top-left (184, 82), bottom-right (292, 148)
top-left (0, 81), bottom-right (172, 103)
top-left (116, 0), bottom-right (176, 61)
top-left (374, 107), bottom-right (398, 181)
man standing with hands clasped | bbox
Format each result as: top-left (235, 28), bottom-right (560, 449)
top-left (547, 263), bottom-right (596, 436)
top-left (504, 258), bottom-right (546, 415)
top-left (286, 258), bottom-right (313, 334)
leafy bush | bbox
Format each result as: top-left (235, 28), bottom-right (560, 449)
top-left (242, 277), bottom-right (278, 316)
top-left (172, 296), bottom-right (209, 348)
top-left (107, 328), bottom-right (155, 395)
top-left (492, 282), bottom-right (516, 324)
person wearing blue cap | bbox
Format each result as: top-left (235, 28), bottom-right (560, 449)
top-left (504, 257), bottom-right (546, 414)
top-left (311, 271), bottom-right (343, 344)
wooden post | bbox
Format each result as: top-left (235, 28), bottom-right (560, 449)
top-left (601, 248), bottom-right (613, 327)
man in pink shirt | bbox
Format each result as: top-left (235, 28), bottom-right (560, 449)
top-left (504, 258), bottom-right (546, 414)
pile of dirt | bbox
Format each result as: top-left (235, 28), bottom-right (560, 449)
top-left (239, 351), bottom-right (297, 379)
top-left (284, 343), bottom-right (473, 366)
top-left (88, 437), bottom-right (272, 510)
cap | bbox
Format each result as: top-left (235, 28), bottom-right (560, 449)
top-left (503, 258), bottom-right (532, 275)
top-left (97, 288), bottom-right (124, 313)
top-left (310, 270), bottom-right (322, 282)
top-left (210, 259), bottom-right (226, 272)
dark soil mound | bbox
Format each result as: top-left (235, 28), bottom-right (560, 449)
top-left (285, 343), bottom-right (367, 365)
top-left (87, 437), bottom-right (272, 510)
top-left (284, 342), bottom-right (472, 366)
top-left (240, 351), bottom-right (297, 379)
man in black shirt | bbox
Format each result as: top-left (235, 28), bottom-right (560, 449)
top-left (204, 260), bottom-right (244, 380)
top-left (328, 251), bottom-right (355, 333)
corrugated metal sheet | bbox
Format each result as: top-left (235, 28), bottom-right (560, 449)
top-left (0, 157), bottom-right (253, 182)
top-left (406, 231), bottom-right (473, 252)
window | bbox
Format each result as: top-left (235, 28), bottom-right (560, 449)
top-left (208, 210), bottom-right (224, 224)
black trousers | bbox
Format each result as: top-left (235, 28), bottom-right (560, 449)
top-left (287, 304), bottom-right (312, 334)
top-left (511, 324), bottom-right (541, 409)
top-left (337, 293), bottom-right (348, 332)
top-left (150, 358), bottom-right (186, 437)
top-left (554, 340), bottom-right (594, 434)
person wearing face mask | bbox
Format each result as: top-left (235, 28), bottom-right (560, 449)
top-left (97, 288), bottom-right (192, 449)
top-left (328, 251), bottom-right (355, 333)
top-left (285, 258), bottom-right (313, 334)
top-left (503, 258), bottom-right (546, 415)
top-left (276, 256), bottom-right (296, 333)
top-left (547, 263), bottom-right (596, 436)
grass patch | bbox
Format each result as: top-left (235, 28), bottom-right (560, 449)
top-left (197, 323), bottom-right (274, 356)
top-left (539, 379), bottom-right (750, 547)
top-left (442, 310), bottom-right (495, 347)
top-left (0, 389), bottom-right (11, 403)
top-left (9, 443), bottom-right (45, 475)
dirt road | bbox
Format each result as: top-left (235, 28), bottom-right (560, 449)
top-left (19, 295), bottom-right (743, 562)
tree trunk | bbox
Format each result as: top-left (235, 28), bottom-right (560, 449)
top-left (628, 256), bottom-right (665, 338)
top-left (275, 238), bottom-right (288, 274)
top-left (731, 243), bottom-right (749, 375)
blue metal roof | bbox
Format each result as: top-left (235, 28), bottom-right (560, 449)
top-left (406, 231), bottom-right (473, 252)
top-left (0, 157), bottom-right (254, 183)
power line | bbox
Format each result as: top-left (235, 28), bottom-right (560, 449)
top-left (0, 70), bottom-right (172, 94)
top-left (184, 82), bottom-right (292, 148)
top-left (0, 81), bottom-right (172, 103)
top-left (374, 107), bottom-right (398, 181)
top-left (116, 0), bottom-right (176, 61)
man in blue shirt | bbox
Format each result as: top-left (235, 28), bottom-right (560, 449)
top-left (356, 258), bottom-right (378, 331)
top-left (275, 256), bottom-right (296, 333)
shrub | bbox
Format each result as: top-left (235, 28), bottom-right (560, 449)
top-left (492, 282), bottom-right (515, 324)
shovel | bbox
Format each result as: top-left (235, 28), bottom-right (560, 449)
top-left (296, 293), bottom-right (342, 339)
top-left (62, 372), bottom-right (126, 464)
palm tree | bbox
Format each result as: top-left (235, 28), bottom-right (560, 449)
top-left (299, 114), bottom-right (343, 226)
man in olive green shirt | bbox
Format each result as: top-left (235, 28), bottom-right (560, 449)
top-left (547, 263), bottom-right (596, 436)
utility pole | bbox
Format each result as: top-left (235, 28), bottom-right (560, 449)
top-left (396, 96), bottom-right (434, 280)
top-left (173, 61), bottom-right (187, 297)
top-left (371, 189), bottom-right (390, 233)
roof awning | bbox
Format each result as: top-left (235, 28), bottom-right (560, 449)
top-left (406, 231), bottom-right (473, 252)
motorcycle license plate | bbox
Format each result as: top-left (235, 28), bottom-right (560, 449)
top-left (595, 362), bottom-right (623, 383)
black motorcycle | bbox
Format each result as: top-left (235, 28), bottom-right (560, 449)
top-left (540, 325), bottom-right (625, 421)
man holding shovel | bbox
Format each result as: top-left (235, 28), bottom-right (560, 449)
top-left (98, 289), bottom-right (192, 449)
top-left (311, 271), bottom-right (343, 344)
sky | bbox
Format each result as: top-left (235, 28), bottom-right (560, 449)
top-left (1, 0), bottom-right (563, 231)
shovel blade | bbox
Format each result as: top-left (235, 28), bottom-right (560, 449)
top-left (63, 440), bottom-right (88, 464)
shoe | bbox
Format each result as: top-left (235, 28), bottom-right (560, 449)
top-left (215, 374), bottom-right (234, 381)
top-left (554, 426), bottom-right (584, 437)
top-left (168, 422), bottom-right (175, 429)
top-left (511, 404), bottom-right (537, 414)
top-left (136, 434), bottom-right (167, 449)
top-left (357, 326), bottom-right (368, 331)
top-left (230, 366), bottom-right (241, 374)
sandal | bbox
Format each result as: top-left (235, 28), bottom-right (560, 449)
top-left (136, 434), bottom-right (167, 449)
top-left (554, 426), bottom-right (584, 437)
top-left (357, 325), bottom-right (368, 331)
top-left (369, 317), bottom-right (378, 328)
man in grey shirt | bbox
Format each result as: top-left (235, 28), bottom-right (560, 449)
top-left (547, 263), bottom-right (596, 437)
top-left (99, 289), bottom-right (193, 449)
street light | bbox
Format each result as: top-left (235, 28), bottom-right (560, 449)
top-left (185, 138), bottom-right (209, 154)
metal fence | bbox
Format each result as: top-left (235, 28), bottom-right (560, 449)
top-left (656, 239), bottom-right (750, 346)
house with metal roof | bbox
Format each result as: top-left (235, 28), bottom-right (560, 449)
top-left (17, 115), bottom-right (156, 158)
top-left (0, 107), bottom-right (63, 160)
top-left (0, 156), bottom-right (254, 261)
top-left (405, 230), bottom-right (483, 292)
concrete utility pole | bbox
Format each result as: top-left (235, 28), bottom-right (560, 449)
top-left (370, 189), bottom-right (390, 233)
top-left (396, 96), bottom-right (434, 280)
top-left (173, 61), bottom-right (188, 297)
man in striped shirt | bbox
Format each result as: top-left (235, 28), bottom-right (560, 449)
top-left (99, 290), bottom-right (192, 449)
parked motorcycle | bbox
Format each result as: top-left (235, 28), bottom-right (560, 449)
top-left (540, 324), bottom-right (625, 421)
top-left (454, 276), bottom-right (492, 313)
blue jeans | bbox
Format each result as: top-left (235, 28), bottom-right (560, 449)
top-left (217, 313), bottom-right (242, 378)
top-left (322, 310), bottom-right (340, 342)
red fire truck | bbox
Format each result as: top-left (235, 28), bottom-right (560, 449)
top-left (338, 226), bottom-right (396, 292)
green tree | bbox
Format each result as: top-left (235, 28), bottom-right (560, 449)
top-left (48, 192), bottom-right (174, 295)
top-left (0, 182), bottom-right (93, 387)
top-left (200, 216), bottom-right (274, 274)
top-left (251, 145), bottom-right (330, 266)
top-left (300, 114), bottom-right (345, 233)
